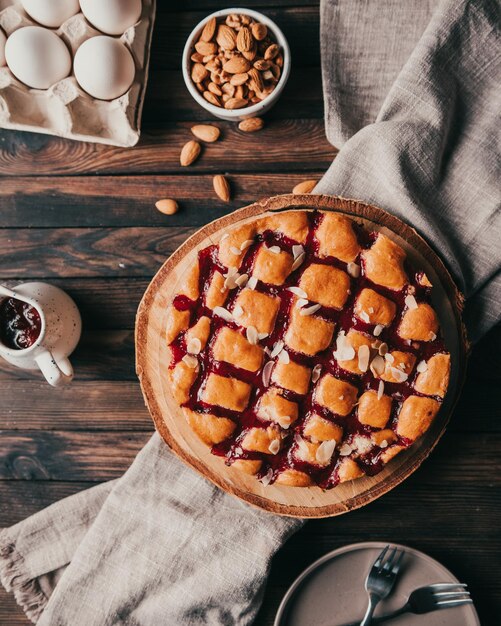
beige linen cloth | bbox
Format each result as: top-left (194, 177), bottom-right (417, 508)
top-left (1, 0), bottom-right (499, 624)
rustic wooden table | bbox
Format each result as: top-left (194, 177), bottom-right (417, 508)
top-left (1, 2), bottom-right (499, 624)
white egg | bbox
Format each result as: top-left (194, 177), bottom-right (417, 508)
top-left (21, 0), bottom-right (80, 28)
top-left (79, 0), bottom-right (142, 36)
top-left (0, 29), bottom-right (6, 67)
top-left (74, 36), bottom-right (135, 100)
top-left (5, 27), bottom-right (71, 90)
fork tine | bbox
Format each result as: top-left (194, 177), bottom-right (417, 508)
top-left (429, 582), bottom-right (468, 590)
top-left (391, 549), bottom-right (404, 575)
top-left (373, 545), bottom-right (389, 569)
top-left (437, 599), bottom-right (473, 608)
top-left (381, 546), bottom-right (397, 573)
top-left (434, 591), bottom-right (471, 600)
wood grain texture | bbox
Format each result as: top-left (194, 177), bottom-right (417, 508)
top-left (0, 173), bottom-right (324, 228)
top-left (0, 120), bottom-right (334, 176)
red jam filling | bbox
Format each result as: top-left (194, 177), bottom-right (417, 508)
top-left (0, 297), bottom-right (42, 350)
top-left (169, 211), bottom-right (448, 489)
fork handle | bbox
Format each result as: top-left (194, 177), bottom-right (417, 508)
top-left (360, 593), bottom-right (381, 626)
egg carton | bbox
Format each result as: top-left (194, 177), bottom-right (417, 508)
top-left (0, 0), bottom-right (155, 147)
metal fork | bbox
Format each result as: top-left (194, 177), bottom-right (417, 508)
top-left (340, 583), bottom-right (472, 625)
top-left (360, 545), bottom-right (404, 625)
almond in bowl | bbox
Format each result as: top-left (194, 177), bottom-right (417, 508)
top-left (182, 9), bottom-right (291, 121)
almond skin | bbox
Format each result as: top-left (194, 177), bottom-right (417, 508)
top-left (292, 179), bottom-right (318, 194)
top-left (203, 91), bottom-right (221, 106)
top-left (195, 41), bottom-right (217, 56)
top-left (238, 117), bottom-right (264, 133)
top-left (224, 97), bottom-right (248, 110)
top-left (180, 140), bottom-right (201, 166)
top-left (236, 27), bottom-right (253, 52)
top-left (252, 23), bottom-right (267, 41)
top-left (223, 56), bottom-right (251, 74)
top-left (200, 16), bottom-right (217, 42)
top-left (264, 43), bottom-right (279, 60)
top-left (155, 199), bottom-right (179, 215)
top-left (216, 24), bottom-right (236, 50)
top-left (190, 124), bottom-right (220, 143)
top-left (213, 175), bottom-right (231, 202)
top-left (191, 63), bottom-right (208, 84)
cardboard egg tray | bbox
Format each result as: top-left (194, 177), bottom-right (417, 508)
top-left (0, 0), bottom-right (155, 147)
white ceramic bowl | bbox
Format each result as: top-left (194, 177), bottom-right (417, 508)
top-left (182, 7), bottom-right (291, 121)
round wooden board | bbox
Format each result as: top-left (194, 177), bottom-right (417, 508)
top-left (136, 194), bottom-right (468, 518)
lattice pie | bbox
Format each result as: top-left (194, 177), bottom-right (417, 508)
top-left (164, 210), bottom-right (450, 488)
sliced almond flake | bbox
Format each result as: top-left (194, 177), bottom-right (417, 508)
top-left (347, 262), bottom-right (360, 278)
top-left (240, 239), bottom-right (254, 251)
top-left (291, 252), bottom-right (306, 271)
top-left (246, 326), bottom-right (258, 345)
top-left (373, 324), bottom-right (384, 337)
top-left (339, 395), bottom-right (344, 400)
top-left (187, 337), bottom-right (202, 355)
top-left (398, 362), bottom-right (406, 369)
top-left (380, 439), bottom-right (389, 449)
top-left (296, 298), bottom-right (308, 309)
top-left (232, 305), bottom-right (244, 317)
top-left (352, 434), bottom-right (374, 455)
top-left (264, 347), bottom-right (272, 356)
top-left (235, 273), bottom-right (249, 287)
top-left (258, 332), bottom-right (269, 340)
top-left (225, 266), bottom-right (238, 277)
top-left (405, 294), bottom-right (418, 310)
top-left (377, 380), bottom-right (384, 399)
top-left (300, 303), bottom-right (321, 316)
top-left (316, 440), bottom-right (336, 465)
top-left (416, 360), bottom-right (428, 373)
top-left (262, 361), bottom-right (274, 386)
top-left (390, 367), bottom-right (408, 382)
top-left (292, 244), bottom-right (304, 259)
top-left (230, 246), bottom-right (242, 255)
top-left (359, 310), bottom-right (370, 323)
top-left (278, 349), bottom-right (290, 364)
top-left (334, 346), bottom-right (356, 362)
top-left (429, 332), bottom-right (437, 341)
top-left (246, 276), bottom-right (258, 290)
top-left (268, 245), bottom-right (281, 254)
top-left (370, 355), bottom-right (385, 377)
top-left (213, 306), bottom-right (233, 322)
top-left (311, 364), bottom-right (322, 383)
top-left (288, 286), bottom-right (307, 298)
top-left (280, 415), bottom-right (292, 429)
top-left (384, 353), bottom-right (395, 364)
top-left (268, 439), bottom-right (280, 455)
top-left (261, 469), bottom-right (273, 486)
top-left (224, 275), bottom-right (238, 290)
top-left (378, 342), bottom-right (389, 356)
top-left (182, 354), bottom-right (198, 369)
top-left (270, 340), bottom-right (284, 358)
top-left (234, 446), bottom-right (243, 456)
top-left (368, 307), bottom-right (375, 314)
top-left (358, 345), bottom-right (370, 372)
top-left (339, 443), bottom-right (353, 456)
top-left (294, 434), bottom-right (310, 457)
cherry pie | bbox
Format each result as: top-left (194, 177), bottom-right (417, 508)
top-left (164, 210), bottom-right (451, 488)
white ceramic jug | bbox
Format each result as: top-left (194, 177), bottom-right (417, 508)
top-left (0, 282), bottom-right (81, 387)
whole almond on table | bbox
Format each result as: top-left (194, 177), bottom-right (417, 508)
top-left (238, 117), bottom-right (264, 132)
top-left (190, 124), bottom-right (220, 142)
top-left (155, 199), bottom-right (179, 215)
top-left (180, 140), bottom-right (201, 166)
top-left (213, 175), bottom-right (231, 202)
top-left (292, 179), bottom-right (318, 194)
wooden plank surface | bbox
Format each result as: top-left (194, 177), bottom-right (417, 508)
top-left (0, 0), bottom-right (500, 624)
